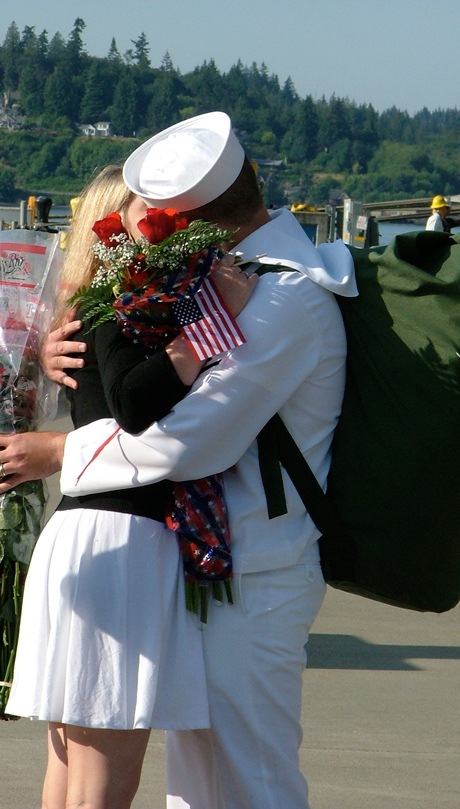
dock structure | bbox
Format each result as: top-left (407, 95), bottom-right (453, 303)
top-left (2, 195), bottom-right (460, 246)
top-left (0, 196), bottom-right (70, 232)
top-left (363, 196), bottom-right (460, 222)
top-left (292, 199), bottom-right (380, 248)
top-left (292, 194), bottom-right (460, 247)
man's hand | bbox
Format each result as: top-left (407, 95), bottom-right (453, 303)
top-left (0, 431), bottom-right (67, 492)
top-left (41, 312), bottom-right (87, 389)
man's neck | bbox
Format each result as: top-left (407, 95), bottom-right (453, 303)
top-left (225, 207), bottom-right (271, 249)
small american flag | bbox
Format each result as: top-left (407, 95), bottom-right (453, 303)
top-left (176, 277), bottom-right (246, 361)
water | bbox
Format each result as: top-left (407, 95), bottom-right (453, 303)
top-left (378, 220), bottom-right (424, 245)
top-left (299, 218), bottom-right (430, 247)
top-left (378, 219), bottom-right (460, 245)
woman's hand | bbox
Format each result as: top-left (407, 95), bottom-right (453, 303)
top-left (41, 310), bottom-right (87, 389)
top-left (165, 258), bottom-right (258, 385)
top-left (211, 257), bottom-right (258, 318)
top-left (0, 431), bottom-right (67, 492)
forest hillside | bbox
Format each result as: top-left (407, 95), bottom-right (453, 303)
top-left (1, 19), bottom-right (459, 206)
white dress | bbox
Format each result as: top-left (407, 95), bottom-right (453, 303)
top-left (6, 507), bottom-right (210, 730)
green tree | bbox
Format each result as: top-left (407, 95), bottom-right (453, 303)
top-left (131, 32), bottom-right (150, 70)
top-left (281, 76), bottom-right (298, 105)
top-left (79, 59), bottom-right (113, 123)
top-left (1, 22), bottom-right (21, 92)
top-left (145, 72), bottom-right (185, 135)
top-left (47, 32), bottom-right (66, 66)
top-left (378, 106), bottom-right (414, 143)
top-left (160, 52), bottom-right (174, 72)
top-left (108, 70), bottom-right (138, 136)
top-left (68, 137), bottom-right (136, 183)
top-left (66, 17), bottom-right (86, 73)
top-left (183, 60), bottom-right (229, 111)
top-left (26, 139), bottom-right (68, 181)
top-left (317, 95), bottom-right (351, 150)
top-left (37, 30), bottom-right (49, 60)
top-left (18, 29), bottom-right (47, 116)
top-left (281, 95), bottom-right (318, 162)
top-left (107, 38), bottom-right (123, 65)
top-left (43, 63), bottom-right (78, 124)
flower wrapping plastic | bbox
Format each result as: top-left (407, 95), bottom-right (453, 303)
top-left (0, 230), bottom-right (62, 718)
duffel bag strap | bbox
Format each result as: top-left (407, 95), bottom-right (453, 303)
top-left (257, 413), bottom-right (343, 540)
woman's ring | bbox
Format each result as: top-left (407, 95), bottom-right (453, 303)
top-left (0, 462), bottom-right (5, 478)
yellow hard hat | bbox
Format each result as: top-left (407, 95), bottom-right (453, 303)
top-left (430, 195), bottom-right (448, 209)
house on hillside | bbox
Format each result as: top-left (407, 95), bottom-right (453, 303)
top-left (78, 121), bottom-right (114, 137)
top-left (0, 105), bottom-right (25, 130)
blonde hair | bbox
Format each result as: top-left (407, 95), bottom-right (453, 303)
top-left (53, 164), bottom-right (133, 327)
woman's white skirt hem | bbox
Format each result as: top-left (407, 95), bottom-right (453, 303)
top-left (6, 508), bottom-right (209, 731)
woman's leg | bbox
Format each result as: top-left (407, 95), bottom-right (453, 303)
top-left (50, 725), bottom-right (150, 809)
top-left (42, 723), bottom-right (69, 809)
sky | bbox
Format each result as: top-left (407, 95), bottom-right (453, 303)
top-left (1, 0), bottom-right (459, 116)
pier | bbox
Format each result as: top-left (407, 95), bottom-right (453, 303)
top-left (292, 194), bottom-right (460, 247)
top-left (363, 195), bottom-right (460, 222)
top-left (2, 195), bottom-right (460, 248)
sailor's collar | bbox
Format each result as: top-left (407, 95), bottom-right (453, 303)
top-left (233, 207), bottom-right (358, 297)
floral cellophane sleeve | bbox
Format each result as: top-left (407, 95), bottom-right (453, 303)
top-left (0, 230), bottom-right (63, 718)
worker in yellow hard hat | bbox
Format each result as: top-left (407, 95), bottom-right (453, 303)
top-left (426, 195), bottom-right (449, 232)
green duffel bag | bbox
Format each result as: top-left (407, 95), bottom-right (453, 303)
top-left (257, 230), bottom-right (460, 613)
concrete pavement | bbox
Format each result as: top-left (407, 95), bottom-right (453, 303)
top-left (1, 404), bottom-right (459, 808)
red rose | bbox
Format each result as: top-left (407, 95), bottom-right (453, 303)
top-left (121, 271), bottom-right (150, 291)
top-left (137, 207), bottom-right (188, 244)
top-left (92, 212), bottom-right (129, 246)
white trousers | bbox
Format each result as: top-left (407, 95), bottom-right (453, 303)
top-left (166, 558), bottom-right (326, 809)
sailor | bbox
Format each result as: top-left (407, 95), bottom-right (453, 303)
top-left (2, 111), bottom-right (358, 809)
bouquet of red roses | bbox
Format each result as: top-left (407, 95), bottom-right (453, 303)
top-left (72, 208), bottom-right (245, 361)
top-left (71, 208), bottom-right (246, 621)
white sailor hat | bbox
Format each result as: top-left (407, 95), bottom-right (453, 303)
top-left (123, 111), bottom-right (245, 211)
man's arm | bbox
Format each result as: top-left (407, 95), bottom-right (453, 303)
top-left (62, 272), bottom-right (344, 496)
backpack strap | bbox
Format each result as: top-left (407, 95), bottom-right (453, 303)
top-left (257, 414), bottom-right (355, 581)
top-left (253, 260), bottom-right (341, 534)
top-left (257, 414), bottom-right (343, 538)
top-left (253, 261), bottom-right (355, 578)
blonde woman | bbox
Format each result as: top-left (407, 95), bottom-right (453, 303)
top-left (5, 165), bottom-right (256, 809)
